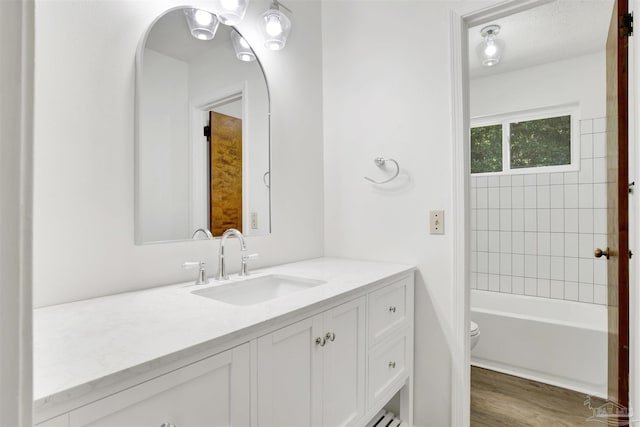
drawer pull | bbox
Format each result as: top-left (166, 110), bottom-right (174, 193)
top-left (315, 336), bottom-right (326, 347)
top-left (325, 332), bottom-right (336, 342)
top-left (389, 306), bottom-right (397, 313)
top-left (388, 361), bottom-right (396, 368)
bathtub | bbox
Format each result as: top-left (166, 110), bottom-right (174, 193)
top-left (470, 289), bottom-right (607, 398)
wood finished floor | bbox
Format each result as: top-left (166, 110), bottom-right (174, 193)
top-left (471, 367), bottom-right (606, 427)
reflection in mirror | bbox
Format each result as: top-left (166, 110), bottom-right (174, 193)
top-left (135, 7), bottom-right (270, 244)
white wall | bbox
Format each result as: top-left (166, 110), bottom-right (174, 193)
top-left (138, 48), bottom-right (190, 242)
top-left (322, 2), bottom-right (458, 425)
top-left (33, 0), bottom-right (324, 307)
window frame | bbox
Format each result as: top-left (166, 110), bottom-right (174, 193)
top-left (470, 103), bottom-right (580, 176)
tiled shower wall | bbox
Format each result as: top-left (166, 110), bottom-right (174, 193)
top-left (470, 118), bottom-right (608, 305)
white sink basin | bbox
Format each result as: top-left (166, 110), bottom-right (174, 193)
top-left (191, 274), bottom-right (327, 306)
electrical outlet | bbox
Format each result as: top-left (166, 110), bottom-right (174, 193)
top-left (430, 210), bottom-right (444, 234)
top-left (251, 212), bottom-right (258, 229)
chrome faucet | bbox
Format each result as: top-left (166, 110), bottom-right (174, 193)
top-left (216, 228), bottom-right (246, 280)
top-left (192, 228), bottom-right (213, 240)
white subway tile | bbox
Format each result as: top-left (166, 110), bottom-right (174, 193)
top-left (564, 257), bottom-right (579, 282)
top-left (550, 172), bottom-right (564, 185)
top-left (477, 273), bottom-right (489, 290)
top-left (477, 252), bottom-right (488, 273)
top-left (579, 283), bottom-right (594, 303)
top-left (581, 134), bottom-right (593, 158)
top-left (537, 186), bottom-right (550, 208)
top-left (525, 278), bottom-right (537, 295)
top-left (564, 184), bottom-right (579, 208)
top-left (579, 159), bottom-right (593, 184)
top-left (477, 209), bottom-right (488, 231)
top-left (471, 176), bottom-right (478, 188)
top-left (538, 232), bottom-right (550, 256)
top-left (524, 209), bottom-right (537, 232)
top-left (537, 174), bottom-right (550, 186)
top-left (488, 274), bottom-right (500, 291)
top-left (564, 209), bottom-right (579, 233)
top-left (525, 254), bottom-right (537, 277)
top-left (593, 117), bottom-right (606, 133)
top-left (488, 209), bottom-right (500, 231)
top-left (564, 171), bottom-right (579, 184)
top-left (524, 174), bottom-right (537, 186)
top-left (500, 175), bottom-right (512, 187)
top-left (593, 183), bottom-right (607, 208)
top-left (512, 276), bottom-right (525, 294)
top-left (550, 209), bottom-right (564, 232)
top-left (476, 176), bottom-right (488, 187)
top-left (524, 232), bottom-right (537, 255)
top-left (537, 279), bottom-right (551, 297)
top-left (500, 275), bottom-right (512, 293)
top-left (579, 258), bottom-right (594, 283)
top-left (470, 189), bottom-right (477, 209)
top-left (511, 175), bottom-right (524, 186)
top-left (580, 119), bottom-right (593, 134)
top-left (593, 157), bottom-right (607, 183)
top-left (579, 209), bottom-right (594, 233)
top-left (488, 176), bottom-right (500, 187)
top-left (550, 186), bottom-right (564, 209)
top-left (550, 280), bottom-right (564, 299)
top-left (512, 254), bottom-right (524, 276)
top-left (476, 187), bottom-right (488, 209)
top-left (594, 285), bottom-right (607, 305)
top-left (500, 231), bottom-right (512, 253)
top-left (564, 233), bottom-right (579, 257)
top-left (500, 187), bottom-right (511, 209)
top-left (594, 258), bottom-right (607, 285)
top-left (537, 209), bottom-right (550, 232)
top-left (512, 231), bottom-right (524, 254)
top-left (489, 231), bottom-right (500, 253)
top-left (500, 256), bottom-right (511, 277)
top-left (594, 233), bottom-right (607, 252)
top-left (578, 183), bottom-right (593, 208)
top-left (550, 233), bottom-right (564, 257)
top-left (488, 187), bottom-right (500, 208)
top-left (470, 272), bottom-right (477, 289)
top-left (524, 187), bottom-right (537, 208)
top-left (500, 209), bottom-right (512, 231)
top-left (579, 233), bottom-right (594, 259)
top-left (489, 253), bottom-right (500, 274)
top-left (470, 251), bottom-right (477, 271)
top-left (593, 209), bottom-right (607, 234)
top-left (512, 186), bottom-right (524, 209)
top-left (477, 230), bottom-right (488, 252)
top-left (550, 257), bottom-right (564, 280)
top-left (593, 132), bottom-right (606, 157)
top-left (565, 282), bottom-right (579, 301)
top-left (537, 256), bottom-right (550, 279)
top-left (512, 209), bottom-right (524, 231)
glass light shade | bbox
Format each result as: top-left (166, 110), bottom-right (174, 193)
top-left (260, 7), bottom-right (291, 51)
top-left (230, 29), bottom-right (256, 62)
top-left (184, 9), bottom-right (220, 40)
top-left (477, 35), bottom-right (504, 67)
top-left (211, 0), bottom-right (250, 25)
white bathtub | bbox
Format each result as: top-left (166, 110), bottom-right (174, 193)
top-left (471, 289), bottom-right (607, 398)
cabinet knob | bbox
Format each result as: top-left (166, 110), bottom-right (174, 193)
top-left (325, 332), bottom-right (336, 342)
top-left (315, 336), bottom-right (326, 347)
top-left (389, 306), bottom-right (397, 313)
top-left (388, 361), bottom-right (396, 368)
top-left (594, 247), bottom-right (612, 260)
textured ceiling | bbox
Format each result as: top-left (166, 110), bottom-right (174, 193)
top-left (468, 0), bottom-right (615, 78)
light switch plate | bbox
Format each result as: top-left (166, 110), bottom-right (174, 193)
top-left (430, 210), bottom-right (444, 234)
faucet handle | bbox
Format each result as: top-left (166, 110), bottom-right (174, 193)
top-left (182, 261), bottom-right (209, 285)
top-left (240, 253), bottom-right (259, 277)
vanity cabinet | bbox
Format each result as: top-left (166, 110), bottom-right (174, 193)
top-left (257, 297), bottom-right (366, 427)
top-left (67, 344), bottom-right (250, 427)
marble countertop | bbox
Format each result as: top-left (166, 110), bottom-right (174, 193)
top-left (34, 257), bottom-right (414, 413)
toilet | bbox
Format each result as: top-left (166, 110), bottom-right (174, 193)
top-left (470, 321), bottom-right (480, 350)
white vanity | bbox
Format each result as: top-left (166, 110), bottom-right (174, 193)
top-left (34, 258), bottom-right (415, 427)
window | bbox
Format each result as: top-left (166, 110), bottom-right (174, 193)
top-left (470, 106), bottom-right (578, 175)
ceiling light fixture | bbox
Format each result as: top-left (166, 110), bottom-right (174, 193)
top-left (230, 29), bottom-right (256, 62)
top-left (477, 25), bottom-right (504, 67)
top-left (260, 1), bottom-right (292, 51)
top-left (211, 0), bottom-right (250, 26)
top-left (184, 9), bottom-right (220, 40)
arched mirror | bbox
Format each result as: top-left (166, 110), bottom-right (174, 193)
top-left (135, 7), bottom-right (270, 244)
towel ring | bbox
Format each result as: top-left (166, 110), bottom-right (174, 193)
top-left (364, 157), bottom-right (400, 184)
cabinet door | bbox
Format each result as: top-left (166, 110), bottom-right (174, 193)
top-left (69, 344), bottom-right (250, 427)
top-left (257, 315), bottom-right (323, 427)
top-left (322, 297), bottom-right (366, 427)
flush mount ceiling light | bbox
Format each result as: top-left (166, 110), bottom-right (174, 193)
top-left (260, 0), bottom-right (292, 51)
top-left (184, 9), bottom-right (220, 40)
top-left (477, 24), bottom-right (504, 67)
top-left (230, 29), bottom-right (256, 62)
top-left (211, 0), bottom-right (250, 26)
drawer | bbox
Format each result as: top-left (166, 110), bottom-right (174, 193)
top-left (368, 335), bottom-right (407, 406)
top-left (368, 278), bottom-right (408, 345)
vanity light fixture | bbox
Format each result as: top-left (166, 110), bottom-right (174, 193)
top-left (477, 24), bottom-right (504, 67)
top-left (260, 0), bottom-right (292, 51)
top-left (211, 0), bottom-right (250, 26)
top-left (184, 9), bottom-right (220, 40)
top-left (231, 30), bottom-right (256, 62)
